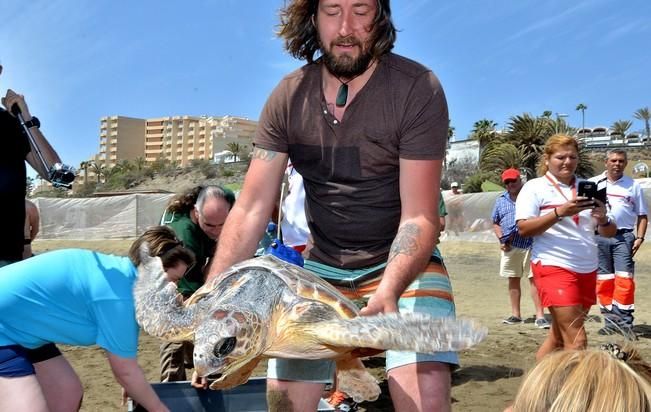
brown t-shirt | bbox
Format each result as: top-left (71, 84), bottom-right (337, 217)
top-left (255, 53), bottom-right (448, 269)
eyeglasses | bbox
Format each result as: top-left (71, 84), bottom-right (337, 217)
top-left (504, 179), bottom-right (518, 185)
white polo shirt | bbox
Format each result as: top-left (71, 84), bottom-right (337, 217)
top-left (590, 172), bottom-right (647, 230)
top-left (516, 172), bottom-right (606, 273)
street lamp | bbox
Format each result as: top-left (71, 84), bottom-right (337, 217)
top-left (555, 113), bottom-right (569, 134)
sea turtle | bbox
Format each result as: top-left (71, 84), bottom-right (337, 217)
top-left (134, 250), bottom-right (487, 402)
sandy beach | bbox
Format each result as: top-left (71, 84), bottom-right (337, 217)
top-left (31, 239), bottom-right (651, 411)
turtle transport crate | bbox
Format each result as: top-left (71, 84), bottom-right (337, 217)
top-left (128, 378), bottom-right (335, 412)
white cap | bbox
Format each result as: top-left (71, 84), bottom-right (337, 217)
top-left (451, 182), bottom-right (459, 188)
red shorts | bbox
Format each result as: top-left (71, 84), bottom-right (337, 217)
top-left (531, 261), bottom-right (596, 309)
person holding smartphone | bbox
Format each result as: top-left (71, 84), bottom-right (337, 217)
top-left (515, 134), bottom-right (616, 361)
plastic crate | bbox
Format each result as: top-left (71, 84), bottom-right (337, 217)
top-left (128, 378), bottom-right (335, 412)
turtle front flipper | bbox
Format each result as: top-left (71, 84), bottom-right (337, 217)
top-left (306, 313), bottom-right (487, 353)
top-left (133, 244), bottom-right (200, 341)
top-left (334, 357), bottom-right (381, 403)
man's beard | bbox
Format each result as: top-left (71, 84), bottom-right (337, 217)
top-left (321, 37), bottom-right (374, 79)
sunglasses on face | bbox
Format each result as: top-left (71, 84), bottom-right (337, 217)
top-left (504, 179), bottom-right (518, 185)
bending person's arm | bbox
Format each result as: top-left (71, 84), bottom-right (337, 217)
top-left (206, 147), bottom-right (288, 281)
top-left (360, 158), bottom-right (441, 315)
top-left (108, 354), bottom-right (169, 412)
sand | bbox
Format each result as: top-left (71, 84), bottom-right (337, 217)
top-left (30, 239), bottom-right (651, 411)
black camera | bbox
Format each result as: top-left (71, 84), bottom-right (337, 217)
top-left (48, 163), bottom-right (76, 189)
top-left (578, 180), bottom-right (607, 204)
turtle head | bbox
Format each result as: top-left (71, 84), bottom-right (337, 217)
top-left (193, 308), bottom-right (266, 379)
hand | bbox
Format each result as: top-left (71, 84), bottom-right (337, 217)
top-left (590, 199), bottom-right (608, 224)
top-left (359, 289), bottom-right (399, 316)
top-left (1, 89), bottom-right (31, 119)
top-left (557, 197), bottom-right (595, 219)
top-left (500, 243), bottom-right (511, 252)
top-left (191, 371), bottom-right (208, 389)
top-left (121, 388), bottom-right (129, 407)
top-left (633, 237), bottom-right (644, 256)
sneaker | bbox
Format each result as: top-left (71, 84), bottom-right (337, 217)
top-left (502, 315), bottom-right (523, 325)
top-left (535, 318), bottom-right (550, 329)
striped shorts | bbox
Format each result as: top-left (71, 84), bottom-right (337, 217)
top-left (267, 250), bottom-right (458, 383)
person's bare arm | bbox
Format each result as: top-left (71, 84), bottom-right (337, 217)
top-left (2, 89), bottom-right (62, 180)
top-left (206, 148), bottom-right (288, 281)
top-left (360, 158), bottom-right (441, 316)
top-left (27, 201), bottom-right (40, 240)
top-left (633, 214), bottom-right (648, 256)
top-left (108, 354), bottom-right (169, 412)
top-left (517, 197), bottom-right (597, 237)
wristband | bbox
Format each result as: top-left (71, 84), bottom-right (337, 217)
top-left (636, 236), bottom-right (645, 241)
top-left (553, 208), bottom-right (562, 221)
top-left (24, 116), bottom-right (40, 129)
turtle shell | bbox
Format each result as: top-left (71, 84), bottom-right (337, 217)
top-left (185, 255), bottom-right (360, 321)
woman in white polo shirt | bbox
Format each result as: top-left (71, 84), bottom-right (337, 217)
top-left (515, 134), bottom-right (616, 361)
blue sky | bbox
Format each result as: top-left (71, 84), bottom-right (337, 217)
top-left (1, 0), bottom-right (650, 173)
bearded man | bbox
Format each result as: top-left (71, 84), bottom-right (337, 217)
top-left (205, 1), bottom-right (455, 410)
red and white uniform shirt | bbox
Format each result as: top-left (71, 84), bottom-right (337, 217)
top-left (515, 172), bottom-right (613, 273)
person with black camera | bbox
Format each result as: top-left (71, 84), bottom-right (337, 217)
top-left (515, 134), bottom-right (617, 361)
top-left (0, 63), bottom-right (68, 268)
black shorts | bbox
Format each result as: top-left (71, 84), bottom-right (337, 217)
top-left (24, 343), bottom-right (62, 364)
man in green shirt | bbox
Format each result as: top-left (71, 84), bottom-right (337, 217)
top-left (159, 185), bottom-right (235, 382)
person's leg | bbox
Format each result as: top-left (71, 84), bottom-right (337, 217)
top-left (387, 362), bottom-right (451, 412)
top-left (611, 232), bottom-right (636, 332)
top-left (548, 305), bottom-right (588, 350)
top-left (386, 258), bottom-right (457, 411)
top-left (266, 358), bottom-right (334, 412)
top-left (500, 249), bottom-right (523, 323)
top-left (33, 355), bottom-right (84, 412)
top-left (596, 235), bottom-right (617, 330)
top-left (160, 340), bottom-right (186, 382)
top-left (0, 345), bottom-right (48, 412)
top-left (267, 379), bottom-right (326, 412)
top-left (508, 277), bottom-right (522, 319)
top-left (529, 278), bottom-right (546, 322)
top-left (0, 375), bottom-right (49, 412)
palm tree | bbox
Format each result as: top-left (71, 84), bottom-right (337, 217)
top-left (633, 107), bottom-right (651, 145)
top-left (610, 120), bottom-right (633, 143)
top-left (576, 103), bottom-right (588, 133)
top-left (79, 161), bottom-right (90, 185)
top-left (470, 119), bottom-right (498, 153)
top-left (90, 162), bottom-right (106, 183)
top-left (226, 142), bottom-right (242, 161)
top-left (479, 142), bottom-right (537, 178)
top-left (504, 114), bottom-right (554, 171)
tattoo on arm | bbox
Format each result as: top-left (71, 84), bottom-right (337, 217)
top-left (388, 223), bottom-right (420, 263)
top-left (252, 148), bottom-right (278, 162)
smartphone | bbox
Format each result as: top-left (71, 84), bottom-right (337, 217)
top-left (577, 181), bottom-right (597, 200)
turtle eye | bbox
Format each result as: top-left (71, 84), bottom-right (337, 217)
top-left (213, 337), bottom-right (237, 357)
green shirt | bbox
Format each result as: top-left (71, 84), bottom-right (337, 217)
top-left (439, 191), bottom-right (447, 217)
top-left (161, 210), bottom-right (215, 296)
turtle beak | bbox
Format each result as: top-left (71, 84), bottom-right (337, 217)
top-left (193, 349), bottom-right (225, 378)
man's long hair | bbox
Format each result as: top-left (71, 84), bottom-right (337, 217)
top-left (278, 0), bottom-right (397, 63)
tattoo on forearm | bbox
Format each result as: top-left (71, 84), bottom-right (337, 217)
top-left (388, 223), bottom-right (420, 263)
top-left (252, 148), bottom-right (277, 162)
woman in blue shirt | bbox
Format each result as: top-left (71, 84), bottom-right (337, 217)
top-left (0, 226), bottom-right (194, 412)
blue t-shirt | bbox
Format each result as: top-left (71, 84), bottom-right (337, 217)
top-left (0, 249), bottom-right (139, 358)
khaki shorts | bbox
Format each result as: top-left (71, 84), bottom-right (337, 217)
top-left (500, 247), bottom-right (531, 278)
